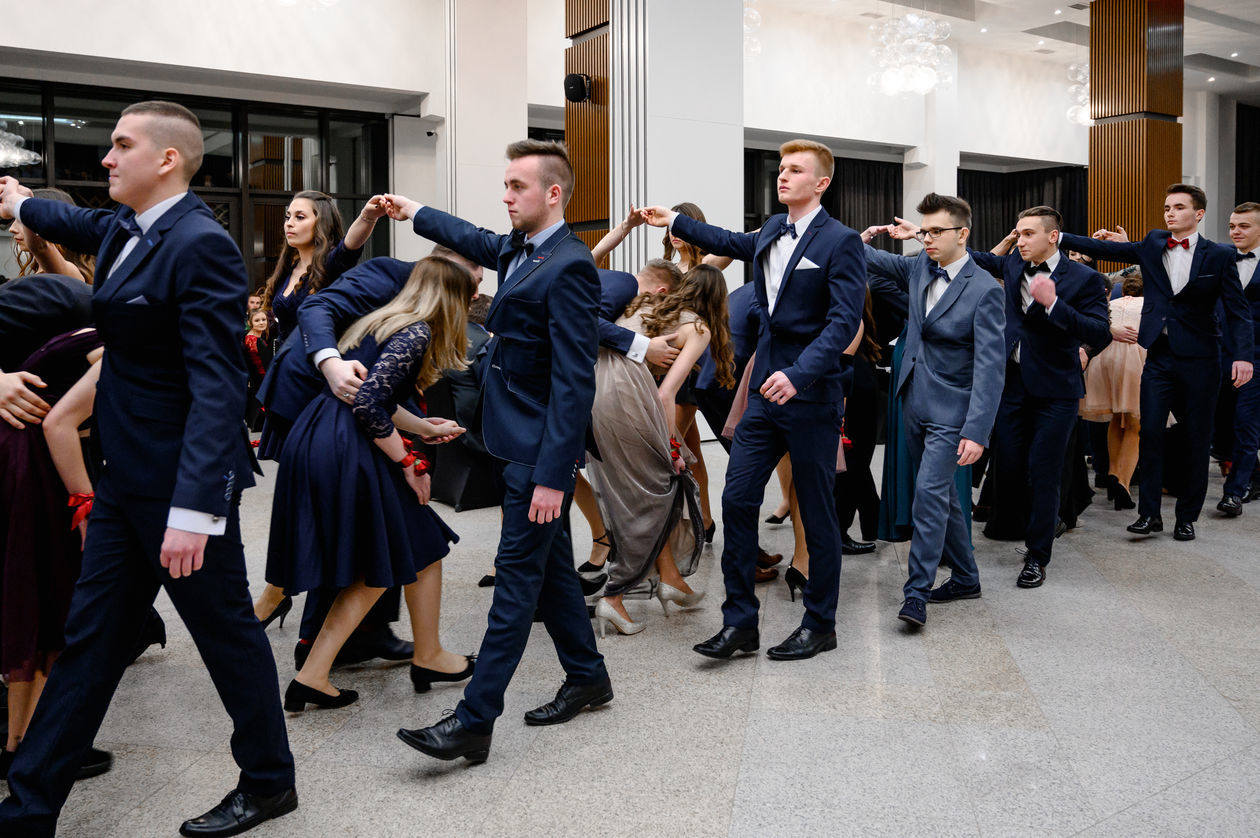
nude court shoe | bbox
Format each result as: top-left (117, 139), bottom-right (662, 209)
top-left (595, 598), bottom-right (645, 638)
top-left (656, 581), bottom-right (705, 618)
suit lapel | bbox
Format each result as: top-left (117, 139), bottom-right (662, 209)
top-left (923, 258), bottom-right (967, 328)
top-left (1187, 234), bottom-right (1210, 288)
top-left (97, 194), bottom-right (200, 302)
top-left (485, 226), bottom-right (572, 324)
top-left (752, 220), bottom-right (779, 313)
top-left (771, 211), bottom-right (827, 320)
top-left (1147, 231), bottom-right (1176, 297)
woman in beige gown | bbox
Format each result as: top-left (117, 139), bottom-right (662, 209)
top-left (588, 264), bottom-right (735, 636)
top-left (1081, 271), bottom-right (1145, 508)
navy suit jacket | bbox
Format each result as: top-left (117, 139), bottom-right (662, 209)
top-left (1060, 231), bottom-right (1252, 361)
top-left (672, 209), bottom-right (865, 404)
top-left (596, 269), bottom-right (640, 355)
top-left (409, 207), bottom-right (599, 492)
top-left (969, 250), bottom-right (1111, 399)
top-left (0, 273), bottom-right (94, 371)
top-left (865, 245), bottom-right (1006, 445)
top-left (19, 194), bottom-right (254, 515)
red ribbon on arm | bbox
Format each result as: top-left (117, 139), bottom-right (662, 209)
top-left (68, 492), bottom-right (95, 530)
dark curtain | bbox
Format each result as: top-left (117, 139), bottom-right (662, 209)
top-left (744, 148), bottom-right (903, 278)
top-left (1238, 104), bottom-right (1260, 206)
top-left (958, 166), bottom-right (1088, 250)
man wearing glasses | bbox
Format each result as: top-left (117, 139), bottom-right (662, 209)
top-left (862, 194), bottom-right (1005, 628)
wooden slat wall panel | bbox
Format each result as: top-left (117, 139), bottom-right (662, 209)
top-left (1090, 0), bottom-right (1183, 119)
top-left (565, 0), bottom-right (609, 38)
top-left (573, 228), bottom-right (610, 268)
top-left (564, 33), bottom-right (609, 227)
top-left (1088, 119), bottom-right (1181, 273)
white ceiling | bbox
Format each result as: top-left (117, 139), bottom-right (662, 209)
top-left (761, 0), bottom-right (1260, 105)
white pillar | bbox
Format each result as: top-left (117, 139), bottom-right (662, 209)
top-left (903, 52), bottom-right (961, 221)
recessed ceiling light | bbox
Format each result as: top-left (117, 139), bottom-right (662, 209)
top-left (1208, 76), bottom-right (1216, 82)
top-left (980, 27), bottom-right (988, 32)
top-left (1054, 8), bottom-right (1062, 14)
top-left (1038, 40), bottom-right (1045, 45)
top-left (1231, 52), bottom-right (1239, 57)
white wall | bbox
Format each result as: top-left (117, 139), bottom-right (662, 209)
top-left (527, 0), bottom-right (567, 110)
top-left (1183, 90), bottom-right (1233, 238)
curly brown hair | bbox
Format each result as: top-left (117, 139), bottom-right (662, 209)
top-left (626, 264), bottom-right (736, 389)
top-left (261, 191), bottom-right (345, 308)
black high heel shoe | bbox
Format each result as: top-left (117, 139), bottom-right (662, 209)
top-left (477, 575), bottom-right (496, 588)
top-left (260, 596), bottom-right (293, 630)
top-left (704, 522), bottom-right (716, 544)
top-left (577, 533), bottom-right (613, 573)
top-left (410, 655), bottom-right (476, 693)
top-left (283, 679), bottom-right (358, 712)
top-left (1111, 475), bottom-right (1135, 510)
top-left (784, 567), bottom-right (808, 602)
top-left (764, 511), bottom-right (790, 525)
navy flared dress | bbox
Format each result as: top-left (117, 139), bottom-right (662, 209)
top-left (265, 322), bottom-right (457, 593)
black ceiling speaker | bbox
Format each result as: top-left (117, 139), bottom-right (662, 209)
top-left (564, 73), bottom-right (592, 103)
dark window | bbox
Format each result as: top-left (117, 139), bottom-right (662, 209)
top-left (957, 166), bottom-right (1088, 250)
top-left (248, 112), bottom-right (321, 193)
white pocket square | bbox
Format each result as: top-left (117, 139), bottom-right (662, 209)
top-left (797, 257), bottom-right (820, 270)
top-left (125, 295), bottom-right (151, 305)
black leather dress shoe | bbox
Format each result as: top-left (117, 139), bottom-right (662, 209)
top-left (335, 626), bottom-right (413, 666)
top-left (179, 787), bottom-right (298, 837)
top-left (897, 598), bottom-right (926, 627)
top-left (1173, 520), bottom-right (1196, 541)
top-left (766, 626), bottom-right (837, 660)
top-left (523, 677), bottom-right (614, 726)
top-left (397, 714), bottom-right (492, 764)
top-left (841, 536), bottom-right (876, 555)
top-left (1126, 515), bottom-right (1163, 535)
top-left (78, 747), bottom-right (113, 780)
top-left (1217, 495), bottom-right (1243, 517)
top-left (1016, 560), bottom-right (1046, 588)
top-left (693, 626), bottom-right (759, 659)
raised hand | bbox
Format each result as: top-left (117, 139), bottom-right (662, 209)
top-left (360, 195), bottom-right (389, 221)
top-left (381, 194), bottom-right (421, 221)
top-left (888, 217), bottom-right (919, 240)
top-left (0, 176), bottom-right (25, 220)
top-left (639, 206), bottom-right (675, 228)
top-left (1092, 226), bottom-right (1129, 242)
top-left (618, 203), bottom-right (646, 233)
top-left (860, 225), bottom-right (891, 244)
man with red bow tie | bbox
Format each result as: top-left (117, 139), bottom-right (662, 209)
top-left (1060, 184), bottom-right (1253, 541)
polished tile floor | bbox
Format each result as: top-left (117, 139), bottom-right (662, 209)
top-left (30, 443), bottom-right (1260, 836)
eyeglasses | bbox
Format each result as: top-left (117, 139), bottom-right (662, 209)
top-left (914, 227), bottom-right (964, 241)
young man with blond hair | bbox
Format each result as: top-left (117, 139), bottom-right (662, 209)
top-left (642, 138), bottom-right (867, 660)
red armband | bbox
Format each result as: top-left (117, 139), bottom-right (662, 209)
top-left (412, 453), bottom-right (432, 476)
top-left (68, 492), bottom-right (94, 530)
top-left (669, 436), bottom-right (682, 462)
top-left (398, 452), bottom-right (417, 469)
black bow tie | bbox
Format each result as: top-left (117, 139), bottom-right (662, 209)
top-left (929, 265), bottom-right (949, 282)
top-left (117, 214), bottom-right (143, 239)
top-left (1239, 251), bottom-right (1256, 262)
top-left (1024, 262), bottom-right (1050, 278)
top-left (778, 219), bottom-right (798, 240)
top-left (507, 229), bottom-right (533, 257)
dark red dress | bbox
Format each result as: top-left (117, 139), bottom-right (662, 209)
top-left (0, 329), bottom-right (102, 681)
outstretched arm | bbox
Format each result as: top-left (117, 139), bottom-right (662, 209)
top-left (1, 178), bottom-right (114, 257)
top-left (383, 194), bottom-right (505, 271)
top-left (1059, 229), bottom-right (1141, 264)
top-left (640, 206), bottom-right (759, 263)
top-left (591, 204), bottom-right (646, 264)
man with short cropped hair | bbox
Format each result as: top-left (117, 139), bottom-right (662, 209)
top-left (0, 100), bottom-right (296, 837)
top-left (862, 193), bottom-right (1005, 627)
top-left (1218, 202), bottom-right (1260, 514)
top-left (1060, 184), bottom-right (1253, 540)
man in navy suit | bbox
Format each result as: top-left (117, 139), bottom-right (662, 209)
top-left (1060, 184), bottom-right (1253, 540)
top-left (964, 206), bottom-right (1111, 587)
top-left (643, 138), bottom-right (867, 661)
top-left (596, 260), bottom-right (681, 366)
top-left (0, 101), bottom-right (296, 837)
top-left (386, 140), bottom-right (609, 764)
top-left (1218, 202), bottom-right (1260, 514)
top-left (862, 193), bottom-right (1006, 627)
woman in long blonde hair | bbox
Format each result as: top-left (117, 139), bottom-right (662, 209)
top-left (265, 256), bottom-right (478, 710)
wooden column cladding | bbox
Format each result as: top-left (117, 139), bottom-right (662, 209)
top-left (1087, 0), bottom-right (1183, 272)
top-left (565, 0), bottom-right (611, 266)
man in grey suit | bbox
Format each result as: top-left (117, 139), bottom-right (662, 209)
top-left (862, 193), bottom-right (1006, 628)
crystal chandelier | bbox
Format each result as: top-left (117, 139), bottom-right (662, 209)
top-left (744, 0), bottom-right (762, 57)
top-left (0, 122), bottom-right (40, 169)
top-left (1067, 63), bottom-right (1091, 125)
top-left (867, 13), bottom-right (953, 96)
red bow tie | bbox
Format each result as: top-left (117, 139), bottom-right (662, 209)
top-left (1167, 238), bottom-right (1190, 250)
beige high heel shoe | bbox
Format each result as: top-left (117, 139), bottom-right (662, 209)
top-left (595, 598), bottom-right (645, 638)
top-left (656, 581), bottom-right (705, 618)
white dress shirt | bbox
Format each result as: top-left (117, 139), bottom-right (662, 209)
top-left (925, 253), bottom-right (969, 315)
top-left (1237, 249), bottom-right (1257, 290)
top-left (18, 191), bottom-right (224, 535)
top-left (1013, 250), bottom-right (1060, 363)
top-left (1163, 231), bottom-right (1198, 296)
top-left (763, 205), bottom-right (822, 316)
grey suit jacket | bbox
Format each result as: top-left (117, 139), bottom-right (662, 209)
top-left (865, 245), bottom-right (1006, 445)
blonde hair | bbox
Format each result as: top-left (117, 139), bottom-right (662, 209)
top-left (779, 139), bottom-right (834, 179)
top-left (337, 257), bottom-right (477, 391)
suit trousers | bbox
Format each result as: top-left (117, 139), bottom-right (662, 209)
top-left (902, 382), bottom-right (980, 602)
top-left (455, 462), bottom-right (607, 734)
top-left (991, 362), bottom-right (1080, 564)
top-left (1224, 373), bottom-right (1260, 498)
top-left (1137, 342), bottom-right (1221, 521)
top-left (720, 394), bottom-right (843, 632)
top-left (0, 486), bottom-right (294, 835)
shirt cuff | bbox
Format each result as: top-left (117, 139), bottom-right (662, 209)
top-left (12, 195), bottom-right (27, 223)
top-left (312, 348), bottom-right (341, 369)
top-left (627, 333), bottom-right (650, 363)
top-left (167, 507), bottom-right (227, 536)
top-left (665, 210), bottom-right (679, 231)
top-left (1045, 298), bottom-right (1057, 315)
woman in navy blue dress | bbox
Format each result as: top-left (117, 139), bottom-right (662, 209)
top-left (265, 256), bottom-right (477, 710)
top-left (253, 190), bottom-right (383, 625)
